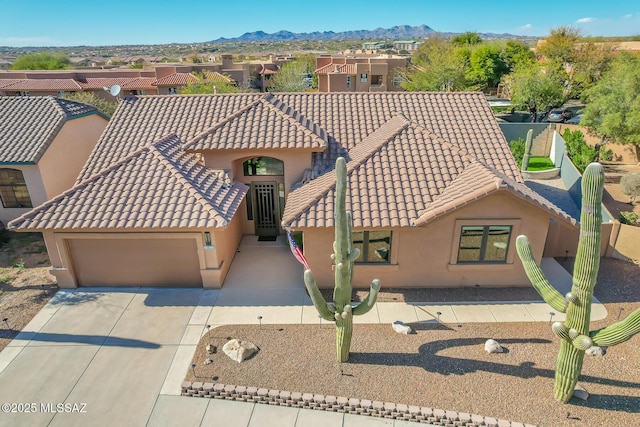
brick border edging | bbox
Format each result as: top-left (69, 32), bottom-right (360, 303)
top-left (181, 382), bottom-right (535, 427)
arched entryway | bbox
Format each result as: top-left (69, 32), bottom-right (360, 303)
top-left (242, 157), bottom-right (285, 239)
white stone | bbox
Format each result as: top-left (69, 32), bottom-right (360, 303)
top-left (392, 321), bottom-right (413, 334)
top-left (484, 339), bottom-right (504, 354)
top-left (222, 339), bottom-right (258, 363)
top-left (204, 358), bottom-right (212, 365)
top-left (585, 346), bottom-right (606, 356)
top-left (206, 344), bottom-right (216, 354)
top-left (573, 384), bottom-right (589, 400)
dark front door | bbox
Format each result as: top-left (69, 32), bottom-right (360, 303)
top-left (252, 181), bottom-right (280, 237)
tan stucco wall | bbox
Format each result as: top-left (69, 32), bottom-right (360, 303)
top-left (299, 192), bottom-right (553, 288)
top-left (38, 115), bottom-right (107, 199)
top-left (0, 165), bottom-right (47, 226)
top-left (543, 220), bottom-right (613, 258)
top-left (208, 213), bottom-right (243, 287)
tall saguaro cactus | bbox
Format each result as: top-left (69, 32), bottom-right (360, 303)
top-left (303, 157), bottom-right (381, 362)
top-left (517, 162), bottom-right (640, 402)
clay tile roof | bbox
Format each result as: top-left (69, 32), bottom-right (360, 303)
top-left (8, 135), bottom-right (248, 231)
top-left (1, 79), bottom-right (82, 91)
top-left (314, 63), bottom-right (357, 75)
top-left (201, 71), bottom-right (234, 83)
top-left (121, 77), bottom-right (157, 90)
top-left (76, 77), bottom-right (137, 90)
top-left (414, 162), bottom-right (578, 227)
top-left (0, 96), bottom-right (98, 163)
top-left (77, 93), bottom-right (264, 181)
top-left (152, 73), bottom-right (199, 86)
top-left (184, 93), bottom-right (328, 151)
top-left (0, 79), bottom-right (24, 89)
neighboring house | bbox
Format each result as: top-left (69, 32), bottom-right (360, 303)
top-left (393, 40), bottom-right (420, 52)
top-left (10, 92), bottom-right (576, 290)
top-left (315, 55), bottom-right (408, 92)
top-left (0, 97), bottom-right (108, 226)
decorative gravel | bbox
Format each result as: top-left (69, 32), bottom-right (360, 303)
top-left (187, 258), bottom-right (640, 427)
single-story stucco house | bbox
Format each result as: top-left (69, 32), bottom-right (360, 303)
top-left (9, 92), bottom-right (576, 289)
top-left (0, 96), bottom-right (108, 227)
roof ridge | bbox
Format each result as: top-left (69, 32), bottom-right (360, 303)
top-left (282, 114), bottom-right (409, 227)
top-left (150, 138), bottom-right (232, 225)
top-left (260, 93), bottom-right (328, 144)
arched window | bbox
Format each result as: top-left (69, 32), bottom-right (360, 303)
top-left (0, 169), bottom-right (32, 208)
top-left (242, 157), bottom-right (284, 176)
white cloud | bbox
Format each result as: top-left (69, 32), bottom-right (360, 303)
top-left (623, 14), bottom-right (633, 19)
top-left (576, 17), bottom-right (595, 24)
top-left (520, 24), bottom-right (533, 29)
top-left (0, 36), bottom-right (59, 47)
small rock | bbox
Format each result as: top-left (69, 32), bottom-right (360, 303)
top-left (573, 384), bottom-right (589, 401)
top-left (585, 346), bottom-right (606, 356)
top-left (392, 321), bottom-right (413, 334)
top-left (206, 344), bottom-right (217, 354)
top-left (484, 339), bottom-right (504, 353)
top-left (204, 358), bottom-right (212, 365)
top-left (222, 339), bottom-right (258, 363)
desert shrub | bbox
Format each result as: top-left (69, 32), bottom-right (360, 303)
top-left (620, 173), bottom-right (640, 204)
top-left (619, 211), bottom-right (639, 225)
top-left (509, 137), bottom-right (525, 167)
top-left (599, 146), bottom-right (614, 161)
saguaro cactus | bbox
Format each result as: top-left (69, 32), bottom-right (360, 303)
top-left (303, 157), bottom-right (381, 362)
top-left (521, 129), bottom-right (533, 171)
top-left (516, 162), bottom-right (640, 402)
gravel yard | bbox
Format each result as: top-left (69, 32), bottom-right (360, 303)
top-left (187, 258), bottom-right (640, 427)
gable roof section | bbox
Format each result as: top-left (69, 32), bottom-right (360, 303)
top-left (413, 162), bottom-right (577, 227)
top-left (282, 115), bottom-right (471, 228)
top-left (152, 73), bottom-right (199, 86)
top-left (315, 64), bottom-right (357, 74)
top-left (77, 93), bottom-right (264, 181)
top-left (1, 79), bottom-right (82, 91)
top-left (184, 93), bottom-right (328, 151)
top-left (76, 77), bottom-right (137, 90)
top-left (9, 135), bottom-right (248, 231)
top-left (121, 77), bottom-right (157, 90)
top-left (0, 96), bottom-right (99, 163)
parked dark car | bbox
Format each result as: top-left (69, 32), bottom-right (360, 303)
top-left (546, 108), bottom-right (574, 123)
top-left (566, 114), bottom-right (583, 125)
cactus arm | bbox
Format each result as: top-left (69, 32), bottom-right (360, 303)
top-left (303, 269), bottom-right (336, 322)
top-left (352, 279), bottom-right (381, 315)
top-left (516, 235), bottom-right (567, 312)
top-left (590, 307), bottom-right (640, 347)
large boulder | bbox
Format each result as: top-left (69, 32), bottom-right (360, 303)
top-left (223, 339), bottom-right (258, 363)
top-left (392, 321), bottom-right (413, 334)
top-left (484, 339), bottom-right (504, 354)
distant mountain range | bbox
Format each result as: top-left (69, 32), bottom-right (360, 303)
top-left (213, 25), bottom-right (436, 42)
top-left (212, 25), bottom-right (526, 43)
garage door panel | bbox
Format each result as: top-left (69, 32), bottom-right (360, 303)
top-left (68, 238), bottom-right (202, 287)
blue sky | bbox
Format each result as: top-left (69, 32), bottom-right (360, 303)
top-left (1, 1), bottom-right (638, 47)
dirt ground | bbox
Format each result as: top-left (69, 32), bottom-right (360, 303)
top-left (0, 231), bottom-right (57, 352)
top-left (602, 162), bottom-right (640, 222)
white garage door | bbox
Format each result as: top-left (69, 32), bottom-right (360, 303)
top-left (68, 238), bottom-right (202, 287)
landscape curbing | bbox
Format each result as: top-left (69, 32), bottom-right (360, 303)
top-left (180, 381), bottom-right (535, 426)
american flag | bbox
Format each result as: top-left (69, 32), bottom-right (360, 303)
top-left (286, 231), bottom-right (311, 270)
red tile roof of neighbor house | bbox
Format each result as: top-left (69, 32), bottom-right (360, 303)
top-left (314, 63), bottom-right (357, 74)
top-left (20, 91), bottom-right (573, 231)
top-left (9, 135), bottom-right (248, 231)
top-left (0, 96), bottom-right (99, 163)
top-left (121, 77), bottom-right (157, 90)
top-left (152, 73), bottom-right (199, 86)
top-left (0, 78), bottom-right (82, 91)
top-left (185, 94), bottom-right (328, 151)
top-left (0, 79), bottom-right (24, 89)
top-left (76, 77), bottom-right (139, 90)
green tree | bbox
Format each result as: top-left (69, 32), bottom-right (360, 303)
top-left (537, 26), bottom-right (581, 65)
top-left (11, 52), bottom-right (71, 70)
top-left (466, 44), bottom-right (509, 88)
top-left (501, 63), bottom-right (565, 111)
top-left (452, 32), bottom-right (483, 46)
top-left (178, 72), bottom-right (242, 94)
top-left (503, 40), bottom-right (536, 71)
top-left (569, 42), bottom-right (615, 96)
top-left (582, 52), bottom-right (640, 145)
top-left (269, 55), bottom-right (317, 92)
top-left (401, 36), bottom-right (469, 91)
top-left (63, 92), bottom-right (117, 117)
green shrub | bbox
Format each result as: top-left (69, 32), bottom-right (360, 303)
top-left (509, 137), bottom-right (526, 167)
top-left (619, 211), bottom-right (639, 225)
top-left (562, 129), bottom-right (597, 173)
top-left (620, 173), bottom-right (640, 204)
top-left (599, 146), bottom-right (614, 161)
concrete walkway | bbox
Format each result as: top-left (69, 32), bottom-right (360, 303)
top-left (0, 256), bottom-right (606, 427)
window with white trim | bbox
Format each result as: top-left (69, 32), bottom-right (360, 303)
top-left (360, 73), bottom-right (368, 83)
